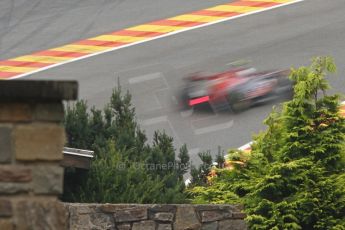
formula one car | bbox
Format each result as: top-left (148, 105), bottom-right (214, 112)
top-left (180, 67), bottom-right (293, 112)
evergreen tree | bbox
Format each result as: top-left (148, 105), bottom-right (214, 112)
top-left (177, 144), bottom-right (190, 177)
top-left (62, 85), bottom-right (190, 203)
top-left (190, 151), bottom-right (213, 186)
top-left (64, 100), bottom-right (92, 149)
top-left (188, 57), bottom-right (345, 229)
top-left (245, 57), bottom-right (345, 229)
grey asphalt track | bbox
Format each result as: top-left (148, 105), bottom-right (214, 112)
top-left (0, 0), bottom-right (231, 59)
top-left (1, 0), bottom-right (345, 162)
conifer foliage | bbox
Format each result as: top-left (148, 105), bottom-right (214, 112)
top-left (62, 85), bottom-right (190, 203)
top-left (188, 57), bottom-right (345, 229)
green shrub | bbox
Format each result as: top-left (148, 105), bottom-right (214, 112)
top-left (188, 57), bottom-right (345, 229)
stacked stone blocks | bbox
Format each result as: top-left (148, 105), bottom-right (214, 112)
top-left (65, 203), bottom-right (247, 230)
top-left (0, 80), bottom-right (77, 230)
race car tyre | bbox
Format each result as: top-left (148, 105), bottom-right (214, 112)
top-left (228, 93), bottom-right (251, 113)
top-left (230, 99), bottom-right (252, 113)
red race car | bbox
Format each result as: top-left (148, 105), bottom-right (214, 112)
top-left (181, 67), bottom-right (292, 112)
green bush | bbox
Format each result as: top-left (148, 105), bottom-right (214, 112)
top-left (188, 57), bottom-right (345, 229)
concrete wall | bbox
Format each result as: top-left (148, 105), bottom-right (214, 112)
top-left (0, 80), bottom-right (246, 230)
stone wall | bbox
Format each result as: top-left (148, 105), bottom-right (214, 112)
top-left (0, 80), bottom-right (77, 230)
top-left (64, 203), bottom-right (247, 230)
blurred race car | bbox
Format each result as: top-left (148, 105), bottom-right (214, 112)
top-left (180, 67), bottom-right (293, 112)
